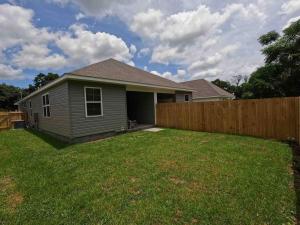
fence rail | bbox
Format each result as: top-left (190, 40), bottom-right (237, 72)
top-left (156, 97), bottom-right (300, 144)
top-left (0, 112), bottom-right (26, 130)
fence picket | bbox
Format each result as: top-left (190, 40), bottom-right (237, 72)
top-left (156, 97), bottom-right (300, 144)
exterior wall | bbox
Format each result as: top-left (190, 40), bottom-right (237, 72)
top-left (18, 79), bottom-right (190, 141)
top-left (68, 81), bottom-right (127, 138)
top-left (20, 82), bottom-right (71, 138)
top-left (193, 97), bottom-right (233, 102)
top-left (175, 91), bottom-right (192, 102)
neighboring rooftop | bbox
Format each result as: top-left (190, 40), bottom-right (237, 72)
top-left (67, 58), bottom-right (190, 91)
top-left (181, 79), bottom-right (234, 99)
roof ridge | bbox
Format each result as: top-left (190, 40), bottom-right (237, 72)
top-left (206, 80), bottom-right (234, 96)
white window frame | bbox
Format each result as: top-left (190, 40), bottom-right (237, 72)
top-left (42, 93), bottom-right (50, 118)
top-left (184, 94), bottom-right (190, 102)
top-left (84, 86), bottom-right (103, 118)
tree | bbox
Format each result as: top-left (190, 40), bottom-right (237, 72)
top-left (212, 75), bottom-right (248, 99)
top-left (254, 19), bottom-right (300, 97)
top-left (217, 18), bottom-right (300, 99)
top-left (258, 31), bottom-right (280, 45)
top-left (0, 83), bottom-right (22, 110)
top-left (212, 79), bottom-right (235, 93)
top-left (33, 73), bottom-right (59, 90)
top-left (0, 72), bottom-right (60, 110)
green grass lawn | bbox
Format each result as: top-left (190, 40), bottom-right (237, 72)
top-left (0, 129), bottom-right (296, 225)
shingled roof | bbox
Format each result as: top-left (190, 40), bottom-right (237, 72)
top-left (16, 58), bottom-right (193, 105)
top-left (180, 79), bottom-right (234, 99)
top-left (67, 58), bottom-right (191, 91)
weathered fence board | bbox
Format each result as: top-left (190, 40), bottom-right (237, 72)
top-left (0, 112), bottom-right (26, 130)
top-left (156, 97), bottom-right (300, 144)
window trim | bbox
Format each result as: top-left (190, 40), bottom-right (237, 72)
top-left (84, 86), bottom-right (103, 118)
top-left (184, 94), bottom-right (190, 102)
top-left (42, 93), bottom-right (51, 118)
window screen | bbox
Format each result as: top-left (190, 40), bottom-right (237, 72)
top-left (85, 87), bottom-right (102, 116)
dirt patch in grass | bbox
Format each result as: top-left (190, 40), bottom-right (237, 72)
top-left (186, 181), bottom-right (209, 193)
top-left (0, 176), bottom-right (15, 192)
top-left (169, 176), bottom-right (186, 185)
top-left (174, 136), bottom-right (195, 143)
top-left (0, 176), bottom-right (24, 212)
top-left (7, 192), bottom-right (23, 211)
top-left (159, 160), bottom-right (190, 172)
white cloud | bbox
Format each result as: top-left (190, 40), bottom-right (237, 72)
top-left (151, 69), bottom-right (187, 82)
top-left (188, 44), bottom-right (239, 74)
top-left (283, 16), bottom-right (300, 29)
top-left (151, 45), bottom-right (183, 64)
top-left (129, 44), bottom-right (137, 55)
top-left (1, 1), bottom-right (298, 83)
top-left (191, 68), bottom-right (221, 80)
top-left (0, 4), bottom-right (134, 80)
top-left (0, 64), bottom-right (23, 80)
top-left (131, 9), bottom-right (163, 39)
top-left (188, 54), bottom-right (223, 73)
top-left (75, 12), bottom-right (86, 20)
top-left (55, 24), bottom-right (133, 66)
top-left (12, 44), bottom-right (67, 70)
top-left (132, 3), bottom-right (266, 80)
top-left (281, 0), bottom-right (300, 15)
top-left (138, 48), bottom-right (150, 58)
top-left (49, 0), bottom-right (136, 19)
top-left (0, 3), bottom-right (53, 51)
top-left (132, 4), bottom-right (265, 48)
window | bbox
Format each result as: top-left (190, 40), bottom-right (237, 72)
top-left (184, 94), bottom-right (189, 102)
top-left (84, 87), bottom-right (103, 117)
top-left (42, 93), bottom-right (50, 117)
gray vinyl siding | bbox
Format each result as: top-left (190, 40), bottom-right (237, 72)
top-left (175, 91), bottom-right (192, 102)
top-left (20, 82), bottom-right (71, 138)
top-left (68, 81), bottom-right (127, 138)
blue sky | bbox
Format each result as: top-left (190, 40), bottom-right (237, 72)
top-left (0, 0), bottom-right (299, 88)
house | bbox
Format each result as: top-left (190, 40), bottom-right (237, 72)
top-left (16, 59), bottom-right (193, 142)
top-left (180, 79), bottom-right (234, 102)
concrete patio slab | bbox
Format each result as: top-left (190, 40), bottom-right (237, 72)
top-left (144, 128), bottom-right (164, 132)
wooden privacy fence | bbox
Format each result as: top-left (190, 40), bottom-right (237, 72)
top-left (156, 97), bottom-right (300, 144)
top-left (0, 112), bottom-right (26, 131)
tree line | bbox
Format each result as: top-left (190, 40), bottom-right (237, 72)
top-left (212, 19), bottom-right (300, 99)
top-left (0, 73), bottom-right (59, 110)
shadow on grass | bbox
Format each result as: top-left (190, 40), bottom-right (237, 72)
top-left (24, 129), bottom-right (71, 150)
top-left (292, 143), bottom-right (300, 225)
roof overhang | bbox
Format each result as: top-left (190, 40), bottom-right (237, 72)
top-left (15, 73), bottom-right (194, 105)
